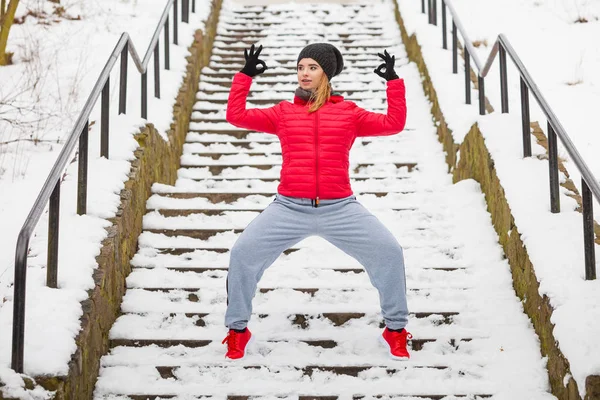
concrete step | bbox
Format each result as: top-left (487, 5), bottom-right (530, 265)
top-left (175, 162), bottom-right (416, 173)
top-left (130, 264), bottom-right (463, 273)
top-left (193, 95), bottom-right (391, 104)
top-left (98, 392), bottom-right (491, 400)
top-left (95, 351), bottom-right (492, 396)
top-left (182, 136), bottom-right (404, 144)
top-left (215, 37), bottom-right (396, 45)
top-left (196, 83), bottom-right (385, 92)
top-left (206, 52), bottom-right (396, 63)
top-left (152, 190), bottom-right (414, 201)
top-left (98, 395), bottom-right (489, 400)
top-left (145, 207), bottom-right (416, 216)
top-left (184, 129), bottom-right (272, 139)
top-left (132, 264), bottom-right (367, 273)
top-left (114, 309), bottom-right (458, 326)
top-left (197, 84), bottom-right (385, 95)
top-left (109, 338), bottom-right (470, 353)
top-left (211, 45), bottom-right (401, 54)
top-left (175, 175), bottom-right (409, 182)
top-left (216, 27), bottom-right (384, 34)
top-left (217, 20), bottom-right (384, 27)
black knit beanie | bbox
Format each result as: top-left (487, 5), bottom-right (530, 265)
top-left (296, 43), bottom-right (344, 81)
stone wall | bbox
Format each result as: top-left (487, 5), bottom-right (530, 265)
top-left (3, 1), bottom-right (224, 399)
top-left (390, 1), bottom-right (599, 399)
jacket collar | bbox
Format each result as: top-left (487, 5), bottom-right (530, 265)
top-left (293, 94), bottom-right (345, 105)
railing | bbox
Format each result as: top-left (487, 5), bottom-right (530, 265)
top-left (422, 0), bottom-right (598, 280)
top-left (11, 0), bottom-right (197, 373)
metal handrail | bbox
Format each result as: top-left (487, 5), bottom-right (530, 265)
top-left (11, 0), bottom-right (196, 373)
top-left (422, 0), bottom-right (598, 280)
top-left (441, 0), bottom-right (483, 72)
top-left (486, 36), bottom-right (600, 201)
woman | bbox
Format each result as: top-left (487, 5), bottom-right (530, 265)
top-left (221, 43), bottom-right (410, 361)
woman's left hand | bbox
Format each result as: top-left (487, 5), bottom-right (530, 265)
top-left (374, 50), bottom-right (399, 81)
top-left (240, 44), bottom-right (268, 78)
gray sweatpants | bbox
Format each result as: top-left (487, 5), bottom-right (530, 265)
top-left (225, 193), bottom-right (408, 330)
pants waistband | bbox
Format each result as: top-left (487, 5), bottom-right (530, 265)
top-left (275, 193), bottom-right (356, 207)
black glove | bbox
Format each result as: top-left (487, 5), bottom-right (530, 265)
top-left (374, 49), bottom-right (399, 81)
top-left (240, 44), bottom-right (268, 78)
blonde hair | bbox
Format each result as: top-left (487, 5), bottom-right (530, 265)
top-left (308, 75), bottom-right (331, 113)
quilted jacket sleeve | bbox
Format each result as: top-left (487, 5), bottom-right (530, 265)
top-left (354, 78), bottom-right (407, 137)
top-left (226, 72), bottom-right (281, 135)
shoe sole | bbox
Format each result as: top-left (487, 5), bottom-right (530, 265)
top-left (378, 335), bottom-right (410, 360)
top-left (225, 334), bottom-right (255, 361)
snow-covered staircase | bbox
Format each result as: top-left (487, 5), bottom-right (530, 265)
top-left (93, 1), bottom-right (552, 399)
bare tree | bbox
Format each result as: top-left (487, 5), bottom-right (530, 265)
top-left (0, 0), bottom-right (19, 65)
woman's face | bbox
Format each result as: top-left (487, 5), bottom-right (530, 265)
top-left (297, 58), bottom-right (324, 92)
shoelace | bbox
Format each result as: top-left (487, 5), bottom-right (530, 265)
top-left (395, 331), bottom-right (413, 346)
top-left (222, 331), bottom-right (239, 349)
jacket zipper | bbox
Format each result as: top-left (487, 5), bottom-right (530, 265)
top-left (314, 111), bottom-right (320, 207)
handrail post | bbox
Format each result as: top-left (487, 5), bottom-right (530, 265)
top-left (428, 0), bottom-right (432, 24)
top-left (520, 77), bottom-right (532, 157)
top-left (478, 75), bottom-right (485, 115)
top-left (422, 0), bottom-right (425, 14)
top-left (47, 181), bottom-right (60, 288)
top-left (154, 44), bottom-right (161, 99)
top-left (77, 121), bottom-right (89, 215)
top-left (174, 0), bottom-right (179, 45)
top-left (452, 22), bottom-right (457, 73)
top-left (582, 179), bottom-right (597, 280)
top-left (499, 45), bottom-right (509, 113)
top-left (183, 0), bottom-right (189, 23)
top-left (101, 78), bottom-right (110, 158)
top-left (192, 0), bottom-right (196, 13)
top-left (119, 43), bottom-right (128, 115)
top-left (547, 122), bottom-right (560, 213)
top-left (141, 72), bottom-right (148, 119)
top-left (442, 0), bottom-right (447, 50)
top-left (165, 17), bottom-right (171, 70)
top-left (464, 48), bottom-right (471, 105)
top-left (12, 236), bottom-right (28, 373)
top-left (432, 0), bottom-right (437, 26)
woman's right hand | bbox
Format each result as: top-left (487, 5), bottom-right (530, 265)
top-left (240, 44), bottom-right (268, 77)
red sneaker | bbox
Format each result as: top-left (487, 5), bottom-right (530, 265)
top-left (379, 327), bottom-right (412, 360)
top-left (222, 329), bottom-right (253, 360)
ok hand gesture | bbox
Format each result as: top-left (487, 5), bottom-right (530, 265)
top-left (240, 44), bottom-right (268, 78)
top-left (374, 50), bottom-right (399, 81)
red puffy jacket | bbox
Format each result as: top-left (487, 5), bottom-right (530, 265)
top-left (226, 72), bottom-right (407, 201)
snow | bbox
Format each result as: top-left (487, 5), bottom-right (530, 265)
top-left (0, 0), bottom-right (596, 398)
top-left (0, 0), bottom-right (211, 396)
top-left (397, 0), bottom-right (600, 396)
